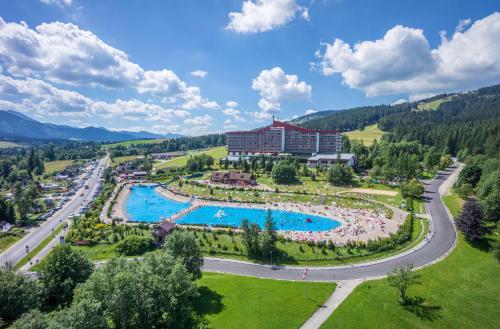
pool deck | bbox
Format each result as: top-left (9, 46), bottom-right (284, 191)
top-left (110, 184), bottom-right (407, 244)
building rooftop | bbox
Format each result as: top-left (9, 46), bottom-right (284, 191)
top-left (307, 153), bottom-right (355, 161)
top-left (227, 120), bottom-right (338, 135)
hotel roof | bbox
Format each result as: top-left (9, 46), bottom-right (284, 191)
top-left (227, 120), bottom-right (339, 134)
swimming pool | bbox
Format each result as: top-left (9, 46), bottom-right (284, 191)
top-left (125, 185), bottom-right (341, 231)
top-left (125, 185), bottom-right (190, 222)
top-left (176, 206), bottom-right (341, 232)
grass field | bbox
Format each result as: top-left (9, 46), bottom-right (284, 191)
top-left (104, 138), bottom-right (168, 148)
top-left (320, 193), bottom-right (500, 329)
top-left (111, 155), bottom-right (143, 167)
top-left (195, 272), bottom-right (335, 329)
top-left (44, 160), bottom-right (75, 174)
top-left (155, 146), bottom-right (227, 169)
top-left (0, 141), bottom-right (20, 148)
top-left (342, 124), bottom-right (385, 146)
top-left (417, 97), bottom-right (451, 111)
top-left (0, 235), bottom-right (20, 253)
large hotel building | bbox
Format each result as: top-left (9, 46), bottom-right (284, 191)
top-left (226, 120), bottom-right (342, 157)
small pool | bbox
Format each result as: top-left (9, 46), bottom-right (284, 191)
top-left (125, 185), bottom-right (190, 222)
top-left (125, 185), bottom-right (341, 231)
top-left (176, 206), bottom-right (341, 232)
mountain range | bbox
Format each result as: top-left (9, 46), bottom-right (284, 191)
top-left (0, 110), bottom-right (182, 142)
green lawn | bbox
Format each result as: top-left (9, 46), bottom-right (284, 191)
top-left (442, 192), bottom-right (463, 218)
top-left (104, 138), bottom-right (169, 148)
top-left (320, 193), bottom-right (500, 329)
top-left (72, 243), bottom-right (118, 261)
top-left (195, 272), bottom-right (335, 329)
top-left (111, 155), bottom-right (143, 167)
top-left (0, 141), bottom-right (20, 148)
top-left (342, 124), bottom-right (385, 146)
top-left (155, 146), bottom-right (227, 169)
top-left (44, 160), bottom-right (75, 174)
top-left (0, 235), bottom-right (20, 253)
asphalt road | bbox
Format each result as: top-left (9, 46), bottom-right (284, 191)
top-left (202, 164), bottom-right (458, 281)
top-left (0, 155), bottom-right (109, 266)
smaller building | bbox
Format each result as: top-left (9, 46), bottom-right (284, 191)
top-left (210, 171), bottom-right (256, 186)
top-left (307, 153), bottom-right (356, 168)
top-left (152, 222), bottom-right (176, 244)
top-left (0, 221), bottom-right (12, 233)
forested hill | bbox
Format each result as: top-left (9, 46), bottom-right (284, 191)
top-left (379, 85), bottom-right (500, 157)
top-left (295, 83), bottom-right (500, 157)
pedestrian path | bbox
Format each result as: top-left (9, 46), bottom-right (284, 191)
top-left (300, 279), bottom-right (363, 329)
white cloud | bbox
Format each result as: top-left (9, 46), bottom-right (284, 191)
top-left (391, 99), bottom-right (408, 105)
top-left (0, 73), bottom-right (193, 126)
top-left (40, 0), bottom-right (72, 7)
top-left (226, 100), bottom-right (239, 107)
top-left (185, 114), bottom-right (213, 126)
top-left (0, 17), bottom-right (217, 110)
top-left (317, 12), bottom-right (500, 98)
top-left (252, 66), bottom-right (311, 118)
top-left (455, 18), bottom-right (471, 33)
top-left (304, 109), bottom-right (317, 115)
top-left (249, 111), bottom-right (272, 121)
top-left (223, 107), bottom-right (245, 121)
top-left (227, 0), bottom-right (309, 33)
top-left (190, 70), bottom-right (208, 78)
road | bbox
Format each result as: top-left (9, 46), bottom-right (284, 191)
top-left (202, 164), bottom-right (459, 281)
top-left (0, 155), bottom-right (109, 266)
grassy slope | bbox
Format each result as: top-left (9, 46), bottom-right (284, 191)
top-left (111, 155), bottom-right (143, 167)
top-left (342, 124), bottom-right (384, 146)
top-left (0, 141), bottom-right (20, 148)
top-left (196, 272), bottom-right (335, 329)
top-left (416, 97), bottom-right (451, 111)
top-left (320, 193), bottom-right (500, 329)
top-left (104, 138), bottom-right (168, 148)
top-left (155, 146), bottom-right (227, 169)
top-left (44, 160), bottom-right (75, 174)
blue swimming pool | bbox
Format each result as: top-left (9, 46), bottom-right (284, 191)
top-left (176, 206), bottom-right (341, 231)
top-left (125, 185), bottom-right (341, 231)
top-left (125, 185), bottom-right (190, 222)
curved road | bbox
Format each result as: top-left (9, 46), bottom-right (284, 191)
top-left (0, 156), bottom-right (109, 266)
top-left (203, 164), bottom-right (458, 281)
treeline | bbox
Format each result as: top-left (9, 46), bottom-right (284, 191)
top-left (108, 134), bottom-right (226, 157)
top-left (379, 85), bottom-right (500, 157)
top-left (0, 142), bottom-right (104, 160)
top-left (299, 103), bottom-right (412, 131)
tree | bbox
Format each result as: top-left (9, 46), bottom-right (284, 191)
top-left (457, 164), bottom-right (482, 188)
top-left (61, 253), bottom-right (199, 329)
top-left (423, 147), bottom-right (440, 171)
top-left (39, 245), bottom-right (94, 307)
top-left (115, 235), bottom-right (155, 256)
top-left (163, 230), bottom-right (204, 279)
top-left (0, 267), bottom-right (41, 325)
top-left (241, 219), bottom-right (260, 257)
top-left (261, 210), bottom-right (277, 257)
top-left (477, 170), bottom-right (500, 222)
top-left (456, 199), bottom-right (490, 241)
top-left (9, 309), bottom-right (47, 329)
top-left (327, 163), bottom-right (353, 186)
top-left (387, 263), bottom-right (421, 304)
top-left (400, 179), bottom-right (425, 199)
top-left (271, 160), bottom-right (297, 184)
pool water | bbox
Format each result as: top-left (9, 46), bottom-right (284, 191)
top-left (176, 205), bottom-right (341, 232)
top-left (125, 185), bottom-right (190, 222)
top-left (125, 185), bottom-right (341, 231)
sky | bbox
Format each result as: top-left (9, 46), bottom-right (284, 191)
top-left (0, 0), bottom-right (499, 136)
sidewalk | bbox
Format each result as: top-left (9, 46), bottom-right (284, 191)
top-left (300, 279), bottom-right (363, 329)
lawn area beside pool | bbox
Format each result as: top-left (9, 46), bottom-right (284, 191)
top-left (320, 192), bottom-right (500, 329)
top-left (195, 272), bottom-right (335, 329)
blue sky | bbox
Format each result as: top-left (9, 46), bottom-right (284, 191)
top-left (0, 0), bottom-right (499, 135)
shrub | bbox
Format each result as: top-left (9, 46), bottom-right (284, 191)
top-left (115, 235), bottom-right (154, 256)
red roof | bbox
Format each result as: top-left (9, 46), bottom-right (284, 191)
top-left (227, 120), bottom-right (338, 134)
